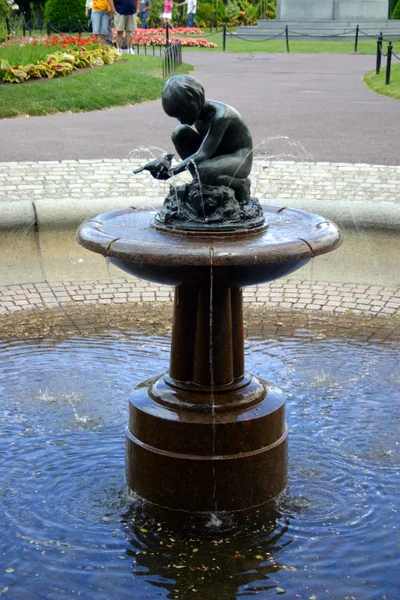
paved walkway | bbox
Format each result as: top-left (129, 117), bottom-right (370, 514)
top-left (1, 157), bottom-right (400, 205)
top-left (0, 53), bottom-right (399, 165)
top-left (0, 156), bottom-right (399, 320)
top-left (1, 278), bottom-right (399, 319)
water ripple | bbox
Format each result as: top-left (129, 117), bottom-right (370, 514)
top-left (0, 330), bottom-right (399, 599)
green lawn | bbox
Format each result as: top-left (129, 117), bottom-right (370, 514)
top-left (0, 41), bottom-right (61, 64)
top-left (363, 62), bottom-right (400, 100)
top-left (0, 55), bottom-right (192, 119)
top-left (178, 33), bottom-right (400, 55)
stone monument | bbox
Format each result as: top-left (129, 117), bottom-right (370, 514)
top-left (276, 0), bottom-right (389, 21)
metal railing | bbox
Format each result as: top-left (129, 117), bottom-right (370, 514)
top-left (162, 40), bottom-right (182, 77)
top-left (376, 37), bottom-right (400, 85)
top-left (227, 23), bottom-right (400, 53)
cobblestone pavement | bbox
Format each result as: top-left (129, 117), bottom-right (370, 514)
top-left (1, 158), bottom-right (400, 205)
top-left (0, 278), bottom-right (399, 319)
top-left (1, 157), bottom-right (399, 320)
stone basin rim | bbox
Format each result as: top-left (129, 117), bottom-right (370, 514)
top-left (77, 205), bottom-right (342, 267)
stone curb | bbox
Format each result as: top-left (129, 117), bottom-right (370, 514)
top-left (1, 196), bottom-right (400, 232)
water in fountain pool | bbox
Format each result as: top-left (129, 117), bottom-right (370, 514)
top-left (0, 311), bottom-right (399, 600)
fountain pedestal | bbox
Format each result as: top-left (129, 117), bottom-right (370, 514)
top-left (126, 284), bottom-right (287, 512)
top-left (77, 206), bottom-right (341, 513)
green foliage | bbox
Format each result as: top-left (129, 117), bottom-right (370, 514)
top-left (392, 0), bottom-right (400, 18)
top-left (225, 0), bottom-right (240, 22)
top-left (196, 0), bottom-right (224, 25)
top-left (389, 0), bottom-right (398, 17)
top-left (196, 0), bottom-right (214, 25)
top-left (44, 0), bottom-right (85, 31)
top-left (0, 0), bottom-right (12, 43)
top-left (265, 0), bottom-right (276, 19)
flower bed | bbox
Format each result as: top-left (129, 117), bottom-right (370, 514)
top-left (132, 31), bottom-right (216, 47)
top-left (0, 45), bottom-right (121, 83)
top-left (129, 26), bottom-right (216, 48)
top-left (136, 27), bottom-right (205, 36)
top-left (1, 33), bottom-right (99, 49)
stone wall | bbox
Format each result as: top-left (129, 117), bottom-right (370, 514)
top-left (277, 0), bottom-right (389, 21)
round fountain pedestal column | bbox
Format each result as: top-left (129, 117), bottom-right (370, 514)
top-left (125, 285), bottom-right (288, 513)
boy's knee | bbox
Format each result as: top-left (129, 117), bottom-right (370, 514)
top-left (171, 124), bottom-right (191, 143)
top-left (197, 163), bottom-right (214, 184)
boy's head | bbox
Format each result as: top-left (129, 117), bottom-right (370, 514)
top-left (162, 75), bottom-right (205, 125)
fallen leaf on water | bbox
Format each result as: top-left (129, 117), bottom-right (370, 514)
top-left (5, 569), bottom-right (14, 574)
top-left (255, 554), bottom-right (264, 560)
top-left (276, 588), bottom-right (285, 593)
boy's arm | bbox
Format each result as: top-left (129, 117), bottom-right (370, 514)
top-left (108, 0), bottom-right (115, 11)
top-left (172, 115), bottom-right (230, 175)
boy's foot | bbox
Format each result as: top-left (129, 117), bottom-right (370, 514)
top-left (128, 47), bottom-right (135, 54)
top-left (234, 178), bottom-right (251, 204)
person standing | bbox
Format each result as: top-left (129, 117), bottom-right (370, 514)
top-left (180, 0), bottom-right (196, 27)
top-left (85, 0), bottom-right (93, 32)
top-left (139, 0), bottom-right (151, 29)
top-left (91, 0), bottom-right (115, 46)
top-left (162, 0), bottom-right (174, 28)
top-left (114, 0), bottom-right (137, 54)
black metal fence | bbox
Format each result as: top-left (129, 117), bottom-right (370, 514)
top-left (375, 36), bottom-right (400, 85)
top-left (229, 24), bottom-right (400, 53)
top-left (162, 40), bottom-right (182, 78)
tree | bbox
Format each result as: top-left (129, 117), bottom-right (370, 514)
top-left (44, 0), bottom-right (85, 31)
top-left (392, 0), bottom-right (400, 18)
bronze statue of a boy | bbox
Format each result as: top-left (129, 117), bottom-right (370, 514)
top-left (134, 74), bottom-right (264, 230)
top-left (135, 74), bottom-right (253, 203)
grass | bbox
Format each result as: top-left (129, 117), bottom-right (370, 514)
top-left (0, 41), bottom-right (60, 64)
top-left (0, 55), bottom-right (192, 119)
top-left (177, 33), bottom-right (400, 55)
top-left (363, 62), bottom-right (400, 100)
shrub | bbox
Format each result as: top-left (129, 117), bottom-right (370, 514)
top-left (392, 0), bottom-right (400, 18)
top-left (44, 0), bottom-right (86, 32)
top-left (0, 0), bottom-right (13, 42)
top-left (389, 0), bottom-right (398, 18)
top-left (225, 0), bottom-right (240, 22)
top-left (265, 0), bottom-right (276, 20)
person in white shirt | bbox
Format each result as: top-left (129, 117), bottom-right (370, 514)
top-left (182, 0), bottom-right (196, 28)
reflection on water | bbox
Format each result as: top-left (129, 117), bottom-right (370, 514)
top-left (0, 322), bottom-right (399, 600)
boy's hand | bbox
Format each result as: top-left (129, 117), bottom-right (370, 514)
top-left (171, 158), bottom-right (191, 175)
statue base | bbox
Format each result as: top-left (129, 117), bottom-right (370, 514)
top-left (154, 180), bottom-right (266, 232)
top-left (125, 373), bottom-right (287, 513)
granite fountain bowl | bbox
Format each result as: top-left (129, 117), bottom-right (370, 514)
top-left (77, 205), bottom-right (342, 513)
top-left (77, 205), bottom-right (342, 288)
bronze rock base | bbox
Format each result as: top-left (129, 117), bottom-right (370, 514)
top-left (125, 373), bottom-right (288, 513)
